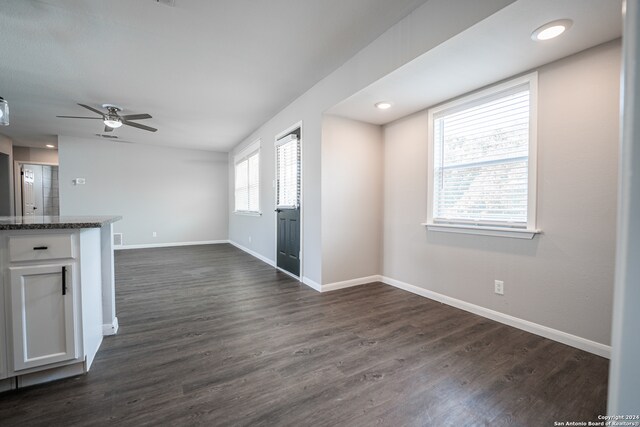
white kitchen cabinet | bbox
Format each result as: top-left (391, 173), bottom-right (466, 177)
top-left (0, 217), bottom-right (120, 389)
top-left (9, 263), bottom-right (79, 371)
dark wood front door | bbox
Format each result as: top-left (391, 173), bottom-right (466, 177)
top-left (276, 130), bottom-right (301, 277)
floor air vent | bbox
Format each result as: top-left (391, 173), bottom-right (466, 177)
top-left (113, 233), bottom-right (123, 246)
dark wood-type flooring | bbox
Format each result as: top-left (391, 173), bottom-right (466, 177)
top-left (0, 244), bottom-right (608, 426)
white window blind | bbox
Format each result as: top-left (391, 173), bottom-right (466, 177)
top-left (430, 75), bottom-right (536, 230)
top-left (276, 134), bottom-right (299, 208)
top-left (234, 142), bottom-right (260, 213)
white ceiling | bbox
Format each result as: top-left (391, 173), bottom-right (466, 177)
top-left (326, 0), bottom-right (623, 124)
top-left (0, 0), bottom-right (428, 150)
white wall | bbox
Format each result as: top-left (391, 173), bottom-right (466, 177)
top-left (382, 41), bottom-right (620, 346)
top-left (321, 115), bottom-right (383, 284)
top-left (228, 0), bottom-right (514, 285)
top-left (59, 136), bottom-right (228, 246)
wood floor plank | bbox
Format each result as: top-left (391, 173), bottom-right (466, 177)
top-left (0, 244), bottom-right (608, 426)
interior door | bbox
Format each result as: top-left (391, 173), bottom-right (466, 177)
top-left (276, 131), bottom-right (301, 277)
top-left (22, 167), bottom-right (35, 215)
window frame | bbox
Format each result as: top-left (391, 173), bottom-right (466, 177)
top-left (425, 72), bottom-right (539, 239)
top-left (275, 133), bottom-right (300, 209)
top-left (234, 139), bottom-right (261, 216)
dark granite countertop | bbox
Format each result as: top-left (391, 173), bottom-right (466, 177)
top-left (0, 216), bottom-right (122, 230)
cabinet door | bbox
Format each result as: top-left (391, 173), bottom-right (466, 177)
top-left (10, 264), bottom-right (78, 371)
top-left (0, 279), bottom-right (6, 380)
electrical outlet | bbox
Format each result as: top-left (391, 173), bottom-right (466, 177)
top-left (494, 280), bottom-right (504, 295)
top-left (152, 231), bottom-right (157, 238)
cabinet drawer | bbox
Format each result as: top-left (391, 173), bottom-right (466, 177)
top-left (9, 234), bottom-right (75, 262)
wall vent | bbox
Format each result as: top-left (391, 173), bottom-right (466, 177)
top-left (113, 233), bottom-right (123, 246)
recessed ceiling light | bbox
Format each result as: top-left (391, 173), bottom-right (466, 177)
top-left (531, 19), bottom-right (573, 41)
top-left (45, 144), bottom-right (55, 148)
top-left (375, 101), bottom-right (392, 110)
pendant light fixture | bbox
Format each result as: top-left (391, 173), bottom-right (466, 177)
top-left (0, 97), bottom-right (9, 126)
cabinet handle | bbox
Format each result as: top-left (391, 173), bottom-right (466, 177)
top-left (33, 246), bottom-right (48, 250)
top-left (62, 266), bottom-right (67, 296)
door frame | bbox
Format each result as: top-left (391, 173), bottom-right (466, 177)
top-left (274, 120), bottom-right (304, 280)
top-left (13, 160), bottom-right (59, 216)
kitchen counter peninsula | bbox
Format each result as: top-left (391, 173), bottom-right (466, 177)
top-left (0, 215), bottom-right (121, 391)
top-left (0, 215), bottom-right (121, 230)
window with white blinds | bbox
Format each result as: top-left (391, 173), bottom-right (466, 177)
top-left (276, 134), bottom-right (300, 208)
top-left (234, 141), bottom-right (260, 213)
top-left (428, 73), bottom-right (537, 234)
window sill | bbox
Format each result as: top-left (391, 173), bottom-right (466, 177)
top-left (235, 211), bottom-right (262, 217)
top-left (422, 223), bottom-right (540, 239)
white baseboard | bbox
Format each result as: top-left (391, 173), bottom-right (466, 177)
top-left (140, 238), bottom-right (609, 358)
top-left (116, 240), bottom-right (229, 250)
top-left (321, 275), bottom-right (381, 292)
top-left (103, 317), bottom-right (119, 336)
top-left (302, 276), bottom-right (322, 291)
top-left (380, 275), bottom-right (611, 359)
top-left (17, 361), bottom-right (85, 388)
top-left (230, 241), bottom-right (316, 290)
top-left (228, 240), bottom-right (276, 267)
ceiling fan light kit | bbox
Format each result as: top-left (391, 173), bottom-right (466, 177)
top-left (103, 119), bottom-right (123, 128)
top-left (56, 103), bottom-right (157, 133)
top-left (102, 104), bottom-right (124, 129)
top-left (0, 97), bottom-right (9, 126)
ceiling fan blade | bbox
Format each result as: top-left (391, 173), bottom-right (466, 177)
top-left (121, 113), bottom-right (152, 121)
top-left (104, 125), bottom-right (113, 133)
top-left (123, 120), bottom-right (157, 132)
top-left (77, 103), bottom-right (105, 116)
top-left (56, 115), bottom-right (102, 119)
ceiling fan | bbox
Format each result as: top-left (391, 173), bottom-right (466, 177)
top-left (57, 103), bottom-right (157, 133)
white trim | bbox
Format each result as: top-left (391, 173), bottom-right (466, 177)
top-left (275, 133), bottom-right (298, 146)
top-left (424, 223), bottom-right (540, 239)
top-left (380, 275), bottom-right (610, 358)
top-left (301, 276), bottom-right (322, 292)
top-left (234, 142), bottom-right (261, 214)
top-left (17, 362), bottom-right (85, 389)
top-left (275, 121), bottom-right (303, 141)
top-left (321, 275), bottom-right (381, 292)
top-left (116, 240), bottom-right (229, 250)
top-left (102, 317), bottom-right (119, 336)
top-left (426, 72), bottom-right (538, 232)
top-left (527, 73), bottom-right (539, 231)
top-left (274, 121), bottom-right (304, 279)
top-left (228, 240), bottom-right (275, 267)
top-left (277, 266), bottom-right (300, 281)
top-left (234, 211), bottom-right (262, 217)
top-left (234, 138), bottom-right (261, 162)
top-left (170, 233), bottom-right (608, 358)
